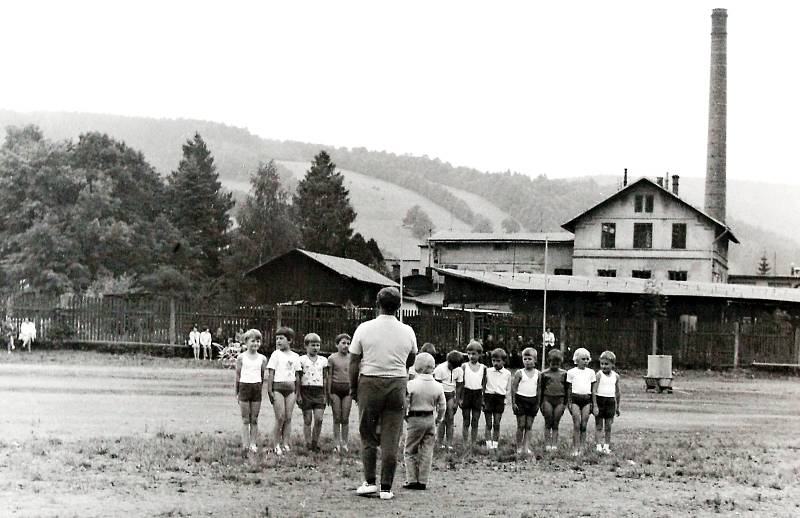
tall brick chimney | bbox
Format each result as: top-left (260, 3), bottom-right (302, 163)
top-left (704, 8), bottom-right (727, 222)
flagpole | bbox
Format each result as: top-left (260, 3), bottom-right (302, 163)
top-left (542, 236), bottom-right (548, 370)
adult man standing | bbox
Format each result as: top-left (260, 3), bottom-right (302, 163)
top-left (349, 287), bottom-right (417, 501)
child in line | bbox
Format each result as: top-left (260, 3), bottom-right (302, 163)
top-left (266, 326), bottom-right (301, 455)
top-left (433, 350), bottom-right (464, 450)
top-left (484, 348), bottom-right (511, 450)
top-left (200, 327), bottom-right (212, 360)
top-left (235, 329), bottom-right (266, 455)
top-left (567, 347), bottom-right (596, 456)
top-left (298, 333), bottom-right (329, 451)
top-left (540, 349), bottom-right (567, 452)
top-left (403, 353), bottom-right (446, 491)
top-left (460, 340), bottom-right (486, 449)
top-left (409, 342), bottom-right (437, 380)
top-left (510, 347), bottom-right (540, 455)
top-left (593, 350), bottom-right (621, 454)
top-left (328, 333), bottom-right (352, 453)
top-left (189, 324), bottom-right (200, 361)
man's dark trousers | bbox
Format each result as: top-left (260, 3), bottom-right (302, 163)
top-left (358, 375), bottom-right (406, 490)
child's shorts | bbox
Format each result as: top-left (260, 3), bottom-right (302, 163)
top-left (513, 394), bottom-right (539, 417)
top-left (571, 393), bottom-right (592, 411)
top-left (596, 396), bottom-right (616, 418)
top-left (272, 381), bottom-right (295, 398)
top-left (238, 382), bottom-right (263, 402)
top-left (541, 394), bottom-right (566, 409)
top-left (330, 382), bottom-right (350, 399)
top-left (300, 385), bottom-right (325, 410)
top-left (461, 388), bottom-right (483, 410)
top-left (483, 393), bottom-right (506, 414)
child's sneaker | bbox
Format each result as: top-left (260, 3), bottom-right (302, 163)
top-left (283, 444), bottom-right (291, 453)
top-left (603, 444), bottom-right (612, 454)
top-left (571, 450), bottom-right (581, 457)
top-left (274, 444), bottom-right (283, 456)
top-left (249, 443), bottom-right (258, 454)
top-left (596, 443), bottom-right (604, 453)
top-left (356, 482), bottom-right (378, 496)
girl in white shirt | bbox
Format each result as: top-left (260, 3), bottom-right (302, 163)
top-left (510, 348), bottom-right (541, 455)
top-left (592, 350), bottom-right (621, 454)
top-left (266, 327), bottom-right (301, 455)
top-left (235, 329), bottom-right (267, 456)
top-left (566, 348), bottom-right (596, 456)
top-left (484, 348), bottom-right (511, 451)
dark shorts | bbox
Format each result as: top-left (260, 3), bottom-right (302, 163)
top-left (461, 388), bottom-right (483, 410)
top-left (300, 385), bottom-right (325, 410)
top-left (571, 393), bottom-right (592, 411)
top-left (483, 393), bottom-right (506, 414)
top-left (330, 382), bottom-right (350, 399)
top-left (238, 382), bottom-right (262, 402)
top-left (513, 394), bottom-right (539, 417)
top-left (596, 396), bottom-right (616, 419)
top-left (541, 394), bottom-right (566, 409)
top-left (273, 381), bottom-right (295, 397)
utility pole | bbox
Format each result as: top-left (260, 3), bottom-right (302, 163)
top-left (541, 236), bottom-right (549, 370)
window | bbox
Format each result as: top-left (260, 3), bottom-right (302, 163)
top-left (634, 194), bottom-right (654, 213)
top-left (634, 195), bottom-right (643, 212)
top-left (554, 268), bottom-right (573, 275)
top-left (632, 270), bottom-right (652, 279)
top-left (633, 223), bottom-right (653, 248)
top-left (645, 195), bottom-right (654, 213)
top-left (601, 223), bottom-right (616, 249)
top-left (411, 268), bottom-right (419, 275)
top-left (597, 269), bottom-right (617, 277)
top-left (668, 270), bottom-right (688, 281)
top-left (671, 223), bottom-right (687, 249)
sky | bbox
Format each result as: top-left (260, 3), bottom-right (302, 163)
top-left (1, 0), bottom-right (799, 185)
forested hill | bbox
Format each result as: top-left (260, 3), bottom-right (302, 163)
top-left (1, 110), bottom-right (797, 274)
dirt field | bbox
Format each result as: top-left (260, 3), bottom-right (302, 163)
top-left (1, 351), bottom-right (799, 517)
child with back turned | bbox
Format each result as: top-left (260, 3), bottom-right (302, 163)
top-left (540, 349), bottom-right (567, 452)
top-left (403, 353), bottom-right (446, 490)
top-left (593, 350), bottom-right (621, 454)
top-left (460, 340), bottom-right (486, 449)
top-left (235, 329), bottom-right (267, 456)
top-left (483, 348), bottom-right (511, 450)
top-left (298, 332), bottom-right (329, 451)
top-left (510, 347), bottom-right (541, 455)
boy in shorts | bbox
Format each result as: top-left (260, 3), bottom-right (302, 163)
top-left (298, 332), bottom-right (329, 451)
top-left (460, 340), bottom-right (486, 449)
top-left (483, 348), bottom-right (511, 450)
top-left (593, 350), bottom-right (621, 454)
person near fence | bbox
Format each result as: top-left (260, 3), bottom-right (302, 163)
top-left (349, 286), bottom-right (417, 501)
top-left (460, 340), bottom-right (486, 449)
top-left (567, 347), bottom-right (596, 456)
top-left (4, 317), bottom-right (15, 354)
top-left (189, 325), bottom-right (201, 361)
top-left (541, 349), bottom-right (568, 452)
top-left (511, 348), bottom-right (541, 455)
top-left (592, 350), bottom-right (621, 454)
top-left (328, 333), bottom-right (353, 453)
top-left (235, 329), bottom-right (267, 456)
top-left (266, 326), bottom-right (301, 456)
top-left (19, 318), bottom-right (36, 352)
top-left (483, 348), bottom-right (511, 451)
top-left (403, 352), bottom-right (445, 491)
top-left (543, 327), bottom-right (556, 353)
top-left (298, 332), bottom-right (329, 451)
top-left (433, 350), bottom-right (463, 450)
top-left (200, 327), bottom-right (212, 360)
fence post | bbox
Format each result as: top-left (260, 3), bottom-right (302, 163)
top-left (733, 321), bottom-right (740, 368)
top-left (559, 312), bottom-right (567, 354)
top-left (795, 327), bottom-right (800, 365)
top-left (468, 311), bottom-right (475, 341)
top-left (651, 318), bottom-right (658, 355)
top-left (276, 305), bottom-right (283, 329)
top-left (169, 298), bottom-right (176, 345)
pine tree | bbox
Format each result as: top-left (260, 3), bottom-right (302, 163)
top-left (757, 253), bottom-right (771, 276)
top-left (166, 133), bottom-right (234, 279)
top-left (293, 151), bottom-right (356, 256)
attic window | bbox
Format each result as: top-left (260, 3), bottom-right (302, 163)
top-left (634, 194), bottom-right (654, 213)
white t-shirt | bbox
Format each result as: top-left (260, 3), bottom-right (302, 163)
top-left (188, 330), bottom-right (200, 346)
top-left (596, 370), bottom-right (619, 398)
top-left (462, 362), bottom-right (486, 390)
top-left (433, 363), bottom-right (464, 393)
top-left (267, 349), bottom-right (301, 383)
top-left (515, 368), bottom-right (540, 397)
top-left (199, 331), bottom-right (212, 347)
top-left (299, 354), bottom-right (328, 387)
top-left (566, 367), bottom-right (596, 395)
top-left (239, 352), bottom-right (267, 383)
top-left (485, 367), bottom-right (511, 396)
top-left (349, 315), bottom-right (418, 378)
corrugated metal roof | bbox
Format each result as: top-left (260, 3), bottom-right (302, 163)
top-left (298, 250), bottom-right (399, 287)
top-left (428, 231), bottom-right (574, 243)
top-left (434, 268), bottom-right (800, 304)
top-left (406, 291), bottom-right (444, 306)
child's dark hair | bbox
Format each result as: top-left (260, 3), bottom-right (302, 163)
top-left (547, 348), bottom-right (563, 365)
top-left (275, 326), bottom-right (295, 341)
top-left (335, 333), bottom-right (351, 344)
top-left (420, 342), bottom-right (437, 355)
top-left (446, 350), bottom-right (463, 367)
top-left (490, 348), bottom-right (507, 361)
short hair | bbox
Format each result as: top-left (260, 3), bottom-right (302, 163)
top-left (241, 329), bottom-right (262, 342)
top-left (599, 350), bottom-right (617, 364)
top-left (414, 352), bottom-right (435, 374)
top-left (547, 349), bottom-right (563, 364)
top-left (420, 342), bottom-right (437, 355)
top-left (465, 340), bottom-right (483, 353)
top-left (275, 326), bottom-right (295, 341)
top-left (304, 332), bottom-right (321, 344)
top-left (572, 347), bottom-right (591, 363)
top-left (446, 350), bottom-right (463, 365)
top-left (521, 347), bottom-right (538, 359)
top-left (490, 348), bottom-right (507, 361)
top-left (376, 287), bottom-right (401, 313)
top-left (334, 333), bottom-right (351, 344)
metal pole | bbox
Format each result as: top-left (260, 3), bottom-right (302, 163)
top-left (542, 237), bottom-right (548, 370)
top-left (399, 232), bottom-right (404, 323)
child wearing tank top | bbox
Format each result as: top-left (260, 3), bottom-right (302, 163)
top-left (510, 347), bottom-right (540, 455)
top-left (235, 329), bottom-right (267, 456)
top-left (460, 340), bottom-right (486, 449)
top-left (593, 350), bottom-right (621, 454)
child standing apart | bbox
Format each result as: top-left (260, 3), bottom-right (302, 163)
top-left (235, 329), bottom-right (266, 456)
top-left (510, 348), bottom-right (541, 455)
top-left (266, 327), bottom-right (301, 455)
top-left (593, 350), bottom-right (621, 454)
top-left (567, 347), bottom-right (596, 456)
top-left (540, 349), bottom-right (567, 452)
top-left (403, 353), bottom-right (446, 491)
top-left (433, 350), bottom-right (464, 450)
top-left (298, 333), bottom-right (329, 451)
top-left (460, 340), bottom-right (486, 449)
top-left (327, 333), bottom-right (352, 453)
top-left (483, 348), bottom-right (511, 450)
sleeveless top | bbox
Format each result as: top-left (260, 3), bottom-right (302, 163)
top-left (596, 370), bottom-right (618, 397)
top-left (541, 369), bottom-right (567, 397)
top-left (516, 368), bottom-right (540, 397)
top-left (239, 353), bottom-right (266, 383)
top-left (462, 362), bottom-right (486, 390)
top-left (328, 352), bottom-right (350, 384)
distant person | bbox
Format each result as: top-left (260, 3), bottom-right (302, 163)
top-left (567, 348), bottom-right (596, 456)
top-left (483, 348), bottom-right (511, 451)
top-left (350, 287), bottom-right (417, 501)
top-left (19, 318), bottom-right (36, 352)
top-left (510, 348), bottom-right (541, 455)
top-left (540, 349), bottom-right (568, 452)
top-left (235, 329), bottom-right (267, 456)
top-left (266, 326), bottom-right (301, 456)
top-left (298, 333), bottom-right (329, 451)
top-left (460, 340), bottom-right (486, 449)
top-left (593, 350), bottom-right (621, 454)
top-left (433, 350), bottom-right (463, 450)
top-left (4, 317), bottom-right (15, 354)
top-left (189, 325), bottom-right (201, 361)
top-left (200, 327), bottom-right (212, 360)
top-left (543, 327), bottom-right (556, 352)
top-left (328, 333), bottom-right (353, 453)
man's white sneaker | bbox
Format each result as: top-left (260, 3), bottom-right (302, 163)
top-left (379, 491), bottom-right (394, 500)
top-left (356, 482), bottom-right (378, 496)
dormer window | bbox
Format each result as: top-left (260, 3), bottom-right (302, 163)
top-left (634, 194), bottom-right (654, 213)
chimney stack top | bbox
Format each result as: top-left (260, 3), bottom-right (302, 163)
top-left (671, 175), bottom-right (680, 196)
